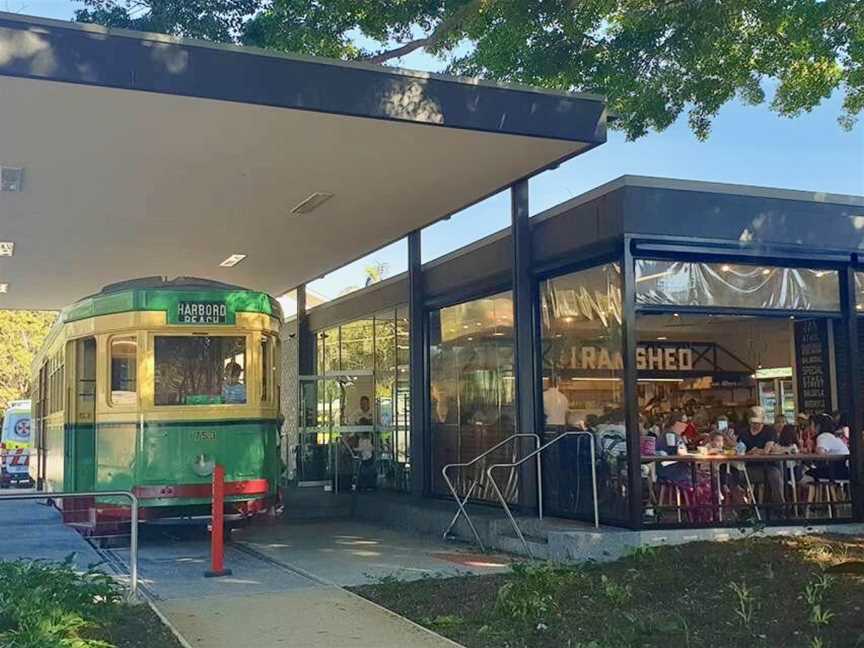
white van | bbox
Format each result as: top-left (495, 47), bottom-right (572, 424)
top-left (1, 400), bottom-right (32, 488)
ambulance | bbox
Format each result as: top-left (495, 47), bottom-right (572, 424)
top-left (1, 400), bottom-right (33, 488)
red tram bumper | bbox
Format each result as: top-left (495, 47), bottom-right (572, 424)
top-left (58, 479), bottom-right (275, 531)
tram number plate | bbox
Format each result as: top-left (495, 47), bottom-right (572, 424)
top-left (177, 301), bottom-right (227, 324)
top-left (194, 430), bottom-right (217, 442)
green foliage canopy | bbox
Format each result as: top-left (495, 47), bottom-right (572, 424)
top-left (74, 0), bottom-right (864, 140)
top-left (0, 311), bottom-right (56, 411)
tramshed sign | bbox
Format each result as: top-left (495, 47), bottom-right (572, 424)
top-left (552, 341), bottom-right (753, 378)
top-left (572, 343), bottom-right (693, 372)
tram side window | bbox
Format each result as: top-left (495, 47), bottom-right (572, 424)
top-left (154, 336), bottom-right (247, 406)
top-left (260, 335), bottom-right (273, 402)
top-left (110, 336), bottom-right (138, 406)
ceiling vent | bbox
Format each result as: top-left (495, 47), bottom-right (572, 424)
top-left (0, 242), bottom-right (13, 257)
top-left (291, 192), bottom-right (334, 215)
top-left (1, 167), bottom-right (23, 192)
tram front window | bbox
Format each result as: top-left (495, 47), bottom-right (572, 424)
top-left (154, 336), bottom-right (247, 406)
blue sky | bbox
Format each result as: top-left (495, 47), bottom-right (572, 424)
top-left (15, 1), bottom-right (864, 300)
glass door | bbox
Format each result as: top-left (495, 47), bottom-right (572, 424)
top-left (297, 371), bottom-right (375, 492)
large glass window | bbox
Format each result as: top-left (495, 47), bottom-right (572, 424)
top-left (636, 312), bottom-right (850, 525)
top-left (307, 307), bottom-right (411, 492)
top-left (636, 260), bottom-right (840, 311)
top-left (109, 336), bottom-right (137, 406)
top-left (540, 263), bottom-right (629, 523)
top-left (340, 319), bottom-right (374, 371)
top-left (154, 336), bottom-right (246, 406)
top-left (430, 292), bottom-right (515, 502)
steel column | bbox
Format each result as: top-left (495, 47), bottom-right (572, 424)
top-left (408, 231), bottom-right (429, 496)
top-left (840, 267), bottom-right (864, 520)
top-left (622, 237), bottom-right (643, 529)
top-left (511, 179), bottom-right (540, 511)
top-left (296, 285), bottom-right (314, 375)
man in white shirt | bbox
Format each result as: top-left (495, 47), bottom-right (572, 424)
top-left (543, 376), bottom-right (570, 429)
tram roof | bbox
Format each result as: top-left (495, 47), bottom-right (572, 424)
top-left (0, 12), bottom-right (607, 311)
top-left (61, 276), bottom-right (281, 325)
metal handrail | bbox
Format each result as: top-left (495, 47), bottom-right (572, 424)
top-left (487, 431), bottom-right (599, 557)
top-left (441, 433), bottom-right (541, 551)
top-left (0, 490), bottom-right (139, 598)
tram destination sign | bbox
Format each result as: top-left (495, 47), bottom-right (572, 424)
top-left (177, 301), bottom-right (228, 325)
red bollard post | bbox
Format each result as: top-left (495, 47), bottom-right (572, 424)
top-left (205, 464), bottom-right (232, 578)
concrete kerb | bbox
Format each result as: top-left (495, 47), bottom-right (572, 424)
top-left (146, 598), bottom-right (195, 648)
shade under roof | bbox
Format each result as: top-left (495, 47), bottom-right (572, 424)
top-left (0, 12), bottom-right (606, 310)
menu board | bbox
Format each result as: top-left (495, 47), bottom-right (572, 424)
top-left (794, 320), bottom-right (832, 414)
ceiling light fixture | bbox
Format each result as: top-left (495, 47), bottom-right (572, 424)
top-left (0, 283), bottom-right (8, 294)
top-left (291, 192), bottom-right (334, 215)
top-left (0, 167), bottom-right (23, 192)
top-left (219, 254), bottom-right (247, 267)
top-left (0, 242), bottom-right (13, 257)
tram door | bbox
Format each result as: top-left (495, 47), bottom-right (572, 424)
top-left (66, 337), bottom-right (96, 492)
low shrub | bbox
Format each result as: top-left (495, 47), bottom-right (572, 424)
top-left (0, 555), bottom-right (122, 648)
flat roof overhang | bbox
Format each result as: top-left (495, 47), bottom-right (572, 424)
top-left (0, 13), bottom-right (607, 310)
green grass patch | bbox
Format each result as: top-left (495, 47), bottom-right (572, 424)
top-left (352, 535), bottom-right (864, 648)
top-left (0, 556), bottom-right (182, 648)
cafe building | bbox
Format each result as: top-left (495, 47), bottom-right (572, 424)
top-left (0, 11), bottom-right (859, 544)
top-left (289, 176), bottom-right (864, 533)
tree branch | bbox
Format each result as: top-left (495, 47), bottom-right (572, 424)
top-left (365, 0), bottom-right (485, 64)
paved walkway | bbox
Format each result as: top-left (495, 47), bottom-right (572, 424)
top-left (0, 493), bottom-right (102, 568)
top-left (0, 496), bottom-right (507, 647)
top-left (117, 520), bottom-right (509, 648)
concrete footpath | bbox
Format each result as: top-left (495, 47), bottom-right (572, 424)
top-left (0, 494), bottom-right (102, 569)
top-left (0, 498), bottom-right (506, 647)
top-left (121, 520), bottom-right (509, 648)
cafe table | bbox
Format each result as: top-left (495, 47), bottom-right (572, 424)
top-left (640, 453), bottom-right (849, 522)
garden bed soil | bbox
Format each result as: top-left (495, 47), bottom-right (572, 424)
top-left (94, 604), bottom-right (185, 648)
top-left (352, 535), bottom-right (864, 648)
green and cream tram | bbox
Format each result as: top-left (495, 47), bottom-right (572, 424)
top-left (30, 277), bottom-right (282, 527)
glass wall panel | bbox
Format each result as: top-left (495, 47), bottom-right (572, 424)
top-left (637, 312), bottom-right (851, 524)
top-left (340, 319), bottom-right (374, 370)
top-left (395, 306), bottom-right (411, 467)
top-left (636, 261), bottom-right (840, 311)
top-left (429, 292), bottom-right (516, 502)
top-left (540, 263), bottom-right (629, 523)
top-left (309, 308), bottom-right (411, 492)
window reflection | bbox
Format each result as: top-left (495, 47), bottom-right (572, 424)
top-left (154, 336), bottom-right (246, 406)
top-left (636, 261), bottom-right (840, 311)
top-left (429, 292), bottom-right (516, 502)
top-left (540, 263), bottom-right (629, 523)
top-left (110, 336), bottom-right (137, 406)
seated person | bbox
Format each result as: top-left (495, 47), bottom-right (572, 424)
top-left (655, 414), bottom-right (691, 485)
top-left (350, 396), bottom-right (374, 426)
top-left (221, 362), bottom-right (246, 404)
top-left (737, 406), bottom-right (784, 507)
top-left (807, 414), bottom-right (850, 481)
top-left (771, 423), bottom-right (803, 484)
top-left (705, 431), bottom-right (726, 454)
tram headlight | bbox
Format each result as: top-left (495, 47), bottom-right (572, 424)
top-left (192, 453), bottom-right (216, 477)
